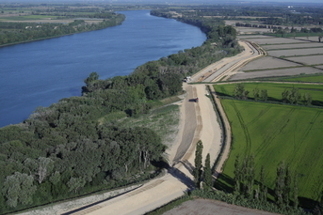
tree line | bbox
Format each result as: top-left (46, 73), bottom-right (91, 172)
top-left (0, 12), bottom-right (125, 46)
top-left (192, 141), bottom-right (309, 214)
top-left (231, 84), bottom-right (313, 106)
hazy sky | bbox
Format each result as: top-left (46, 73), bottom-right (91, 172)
top-left (4, 0), bottom-right (323, 4)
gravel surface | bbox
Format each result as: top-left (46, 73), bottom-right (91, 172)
top-left (230, 67), bottom-right (323, 80)
top-left (241, 56), bottom-right (300, 71)
top-left (286, 55), bottom-right (323, 65)
top-left (268, 47), bottom-right (323, 57)
top-left (163, 199), bottom-right (279, 215)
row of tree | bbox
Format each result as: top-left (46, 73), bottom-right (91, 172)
top-left (232, 84), bottom-right (313, 106)
top-left (234, 156), bottom-right (299, 211)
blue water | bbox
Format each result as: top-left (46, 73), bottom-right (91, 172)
top-left (0, 10), bottom-right (206, 127)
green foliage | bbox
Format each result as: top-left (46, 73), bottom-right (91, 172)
top-left (215, 82), bottom-right (323, 106)
top-left (0, 12), bottom-right (125, 46)
top-left (203, 153), bottom-right (212, 190)
top-left (194, 140), bottom-right (203, 188)
top-left (2, 172), bottom-right (37, 208)
top-left (233, 83), bottom-right (249, 99)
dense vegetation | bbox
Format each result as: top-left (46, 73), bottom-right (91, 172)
top-left (0, 5), bottom-right (241, 214)
top-left (0, 12), bottom-right (125, 46)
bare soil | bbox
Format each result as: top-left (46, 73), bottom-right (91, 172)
top-left (241, 56), bottom-right (301, 71)
top-left (286, 55), bottom-right (323, 65)
top-left (236, 27), bottom-right (271, 34)
top-left (268, 47), bottom-right (323, 57)
top-left (295, 36), bottom-right (322, 42)
top-left (238, 35), bottom-right (273, 39)
top-left (230, 67), bottom-right (323, 80)
top-left (263, 42), bottom-right (323, 50)
top-left (163, 199), bottom-right (278, 215)
top-left (248, 37), bottom-right (305, 45)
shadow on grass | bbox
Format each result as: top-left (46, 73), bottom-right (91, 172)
top-left (213, 173), bottom-right (234, 193)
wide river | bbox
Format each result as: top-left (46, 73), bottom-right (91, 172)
top-left (0, 10), bottom-right (206, 127)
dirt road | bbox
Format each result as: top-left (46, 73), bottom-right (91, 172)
top-left (66, 40), bottom-right (262, 215)
top-left (69, 81), bottom-right (222, 215)
top-left (191, 40), bottom-right (264, 83)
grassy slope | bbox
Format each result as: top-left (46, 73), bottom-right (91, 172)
top-left (215, 82), bottom-right (323, 102)
top-left (219, 98), bottom-right (323, 201)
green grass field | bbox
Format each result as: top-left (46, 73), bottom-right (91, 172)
top-left (219, 98), bottom-right (323, 201)
top-left (278, 74), bottom-right (323, 83)
top-left (0, 15), bottom-right (58, 21)
top-left (215, 82), bottom-right (323, 103)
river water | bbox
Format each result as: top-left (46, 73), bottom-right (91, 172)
top-left (0, 10), bottom-right (206, 127)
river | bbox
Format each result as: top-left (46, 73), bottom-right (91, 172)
top-left (0, 10), bottom-right (206, 127)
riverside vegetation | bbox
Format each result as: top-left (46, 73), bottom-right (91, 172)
top-left (0, 5), bottom-right (241, 214)
top-left (0, 4), bottom-right (125, 46)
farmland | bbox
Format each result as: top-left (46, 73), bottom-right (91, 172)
top-left (263, 42), bottom-right (323, 50)
top-left (281, 74), bottom-right (323, 83)
top-left (216, 97), bottom-right (323, 202)
top-left (259, 74), bottom-right (323, 83)
top-left (268, 48), bottom-right (323, 58)
top-left (230, 34), bottom-right (323, 81)
top-left (241, 56), bottom-right (301, 71)
top-left (286, 55), bottom-right (323, 65)
top-left (214, 82), bottom-right (323, 103)
top-left (231, 67), bottom-right (322, 81)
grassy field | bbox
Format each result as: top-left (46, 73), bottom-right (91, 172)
top-left (218, 98), bottom-right (323, 202)
top-left (215, 82), bottom-right (323, 104)
top-left (277, 74), bottom-right (323, 83)
top-left (0, 15), bottom-right (58, 21)
top-left (117, 104), bottom-right (180, 148)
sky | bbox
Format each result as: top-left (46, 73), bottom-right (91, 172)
top-left (2, 0), bottom-right (323, 4)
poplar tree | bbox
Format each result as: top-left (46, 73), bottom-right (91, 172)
top-left (275, 161), bottom-right (286, 208)
top-left (194, 140), bottom-right (203, 188)
top-left (259, 166), bottom-right (268, 202)
top-left (234, 155), bottom-right (241, 194)
top-left (203, 153), bottom-right (212, 190)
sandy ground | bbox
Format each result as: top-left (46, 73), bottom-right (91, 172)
top-left (163, 198), bottom-right (278, 215)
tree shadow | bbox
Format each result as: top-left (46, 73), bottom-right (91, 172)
top-left (168, 166), bottom-right (195, 190)
top-left (213, 173), bottom-right (234, 193)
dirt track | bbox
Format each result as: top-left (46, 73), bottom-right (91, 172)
top-left (64, 41), bottom-right (258, 215)
top-left (20, 41), bottom-right (260, 215)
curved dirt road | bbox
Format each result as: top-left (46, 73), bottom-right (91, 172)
top-left (65, 40), bottom-right (262, 215)
top-left (71, 83), bottom-right (222, 215)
